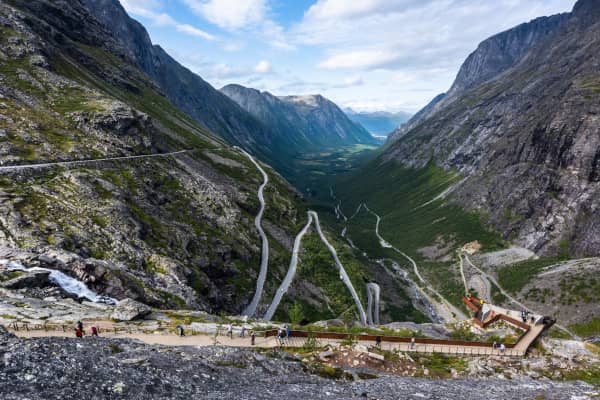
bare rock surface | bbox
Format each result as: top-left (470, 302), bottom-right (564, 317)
top-left (0, 331), bottom-right (595, 400)
top-left (111, 298), bottom-right (151, 321)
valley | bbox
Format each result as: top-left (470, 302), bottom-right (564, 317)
top-left (0, 0), bottom-right (599, 398)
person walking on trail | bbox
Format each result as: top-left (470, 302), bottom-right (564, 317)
top-left (410, 337), bottom-right (415, 350)
top-left (176, 325), bottom-right (185, 337)
top-left (375, 336), bottom-right (381, 348)
top-left (91, 326), bottom-right (99, 337)
top-left (240, 326), bottom-right (246, 338)
top-left (75, 328), bottom-right (83, 338)
top-left (76, 320), bottom-right (84, 334)
top-left (492, 341), bottom-right (497, 350)
top-left (277, 328), bottom-right (285, 345)
top-left (251, 331), bottom-right (256, 346)
top-left (500, 343), bottom-right (506, 354)
top-left (285, 325), bottom-right (291, 339)
top-left (227, 324), bottom-right (233, 339)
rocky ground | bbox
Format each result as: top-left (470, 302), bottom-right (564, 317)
top-left (0, 326), bottom-right (597, 399)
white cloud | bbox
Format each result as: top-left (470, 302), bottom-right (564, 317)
top-left (254, 60), bottom-right (272, 74)
top-left (120, 0), bottom-right (215, 40)
top-left (182, 0), bottom-right (267, 30)
top-left (295, 0), bottom-right (576, 74)
top-left (175, 24), bottom-right (216, 40)
top-left (344, 75), bottom-right (363, 86)
top-left (319, 50), bottom-right (402, 70)
top-left (222, 41), bottom-right (244, 52)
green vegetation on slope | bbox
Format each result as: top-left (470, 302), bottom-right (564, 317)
top-left (569, 318), bottom-right (600, 338)
top-left (496, 257), bottom-right (566, 294)
top-left (338, 159), bottom-right (503, 258)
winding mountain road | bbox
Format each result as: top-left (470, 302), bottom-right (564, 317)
top-left (263, 210), bottom-right (367, 325)
top-left (236, 148), bottom-right (270, 318)
top-left (0, 150), bottom-right (190, 172)
top-left (458, 253), bottom-right (469, 295)
top-left (366, 282), bottom-right (381, 326)
top-left (262, 213), bottom-right (313, 321)
top-left (362, 204), bottom-right (466, 323)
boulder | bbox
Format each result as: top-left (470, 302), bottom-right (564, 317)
top-left (312, 319), bottom-right (345, 328)
top-left (1, 270), bottom-right (50, 289)
top-left (111, 298), bottom-right (151, 321)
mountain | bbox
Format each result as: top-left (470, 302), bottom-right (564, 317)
top-left (387, 12), bottom-right (568, 143)
top-left (335, 0), bottom-right (600, 331)
top-left (0, 0), bottom-right (422, 323)
top-left (78, 0), bottom-right (292, 164)
top-left (378, 0), bottom-right (600, 257)
top-left (344, 108), bottom-right (411, 137)
top-left (221, 84), bottom-right (377, 150)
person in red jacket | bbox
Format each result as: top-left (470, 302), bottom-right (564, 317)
top-left (75, 328), bottom-right (83, 338)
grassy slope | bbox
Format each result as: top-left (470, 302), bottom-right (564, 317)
top-left (332, 158), bottom-right (504, 310)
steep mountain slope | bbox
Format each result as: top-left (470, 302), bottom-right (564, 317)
top-left (357, 0), bottom-right (600, 259)
top-left (0, 0), bottom-right (418, 323)
top-left (345, 108), bottom-right (411, 137)
top-left (388, 12), bottom-right (568, 143)
top-left (222, 84), bottom-right (377, 149)
top-left (391, 1), bottom-right (599, 256)
top-left (79, 0), bottom-right (285, 164)
top-left (281, 94), bottom-right (376, 145)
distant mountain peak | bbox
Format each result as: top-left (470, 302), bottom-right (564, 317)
top-left (221, 84), bottom-right (376, 150)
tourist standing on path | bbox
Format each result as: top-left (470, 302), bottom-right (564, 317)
top-left (500, 343), bottom-right (506, 354)
top-left (227, 324), bottom-right (233, 339)
top-left (75, 328), bottom-right (83, 338)
top-left (176, 325), bottom-right (185, 337)
top-left (277, 328), bottom-right (284, 345)
top-left (251, 331), bottom-right (256, 346)
top-left (240, 326), bottom-right (246, 338)
top-left (91, 326), bottom-right (99, 337)
top-left (410, 337), bottom-right (415, 350)
top-left (76, 320), bottom-right (84, 334)
top-left (285, 325), bottom-right (291, 339)
top-left (375, 336), bottom-right (381, 348)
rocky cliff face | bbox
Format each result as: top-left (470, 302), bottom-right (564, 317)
top-left (221, 84), bottom-right (376, 150)
top-left (382, 0), bottom-right (600, 256)
top-left (387, 12), bottom-right (568, 144)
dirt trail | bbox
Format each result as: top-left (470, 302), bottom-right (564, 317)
top-left (0, 150), bottom-right (189, 172)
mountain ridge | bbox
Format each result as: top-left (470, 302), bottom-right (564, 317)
top-left (376, 0), bottom-right (600, 257)
top-left (221, 83), bottom-right (377, 150)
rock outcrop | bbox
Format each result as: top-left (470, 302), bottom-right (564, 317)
top-left (1, 270), bottom-right (49, 289)
top-left (111, 298), bottom-right (151, 321)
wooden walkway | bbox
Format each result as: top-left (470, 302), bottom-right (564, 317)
top-left (6, 297), bottom-right (554, 358)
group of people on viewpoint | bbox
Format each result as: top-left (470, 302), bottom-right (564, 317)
top-left (74, 320), bottom-right (99, 338)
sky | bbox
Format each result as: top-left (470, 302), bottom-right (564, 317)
top-left (120, 0), bottom-right (577, 113)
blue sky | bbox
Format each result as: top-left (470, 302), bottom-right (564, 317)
top-left (120, 0), bottom-right (577, 113)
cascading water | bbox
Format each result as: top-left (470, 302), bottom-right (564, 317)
top-left (1, 260), bottom-right (117, 305)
